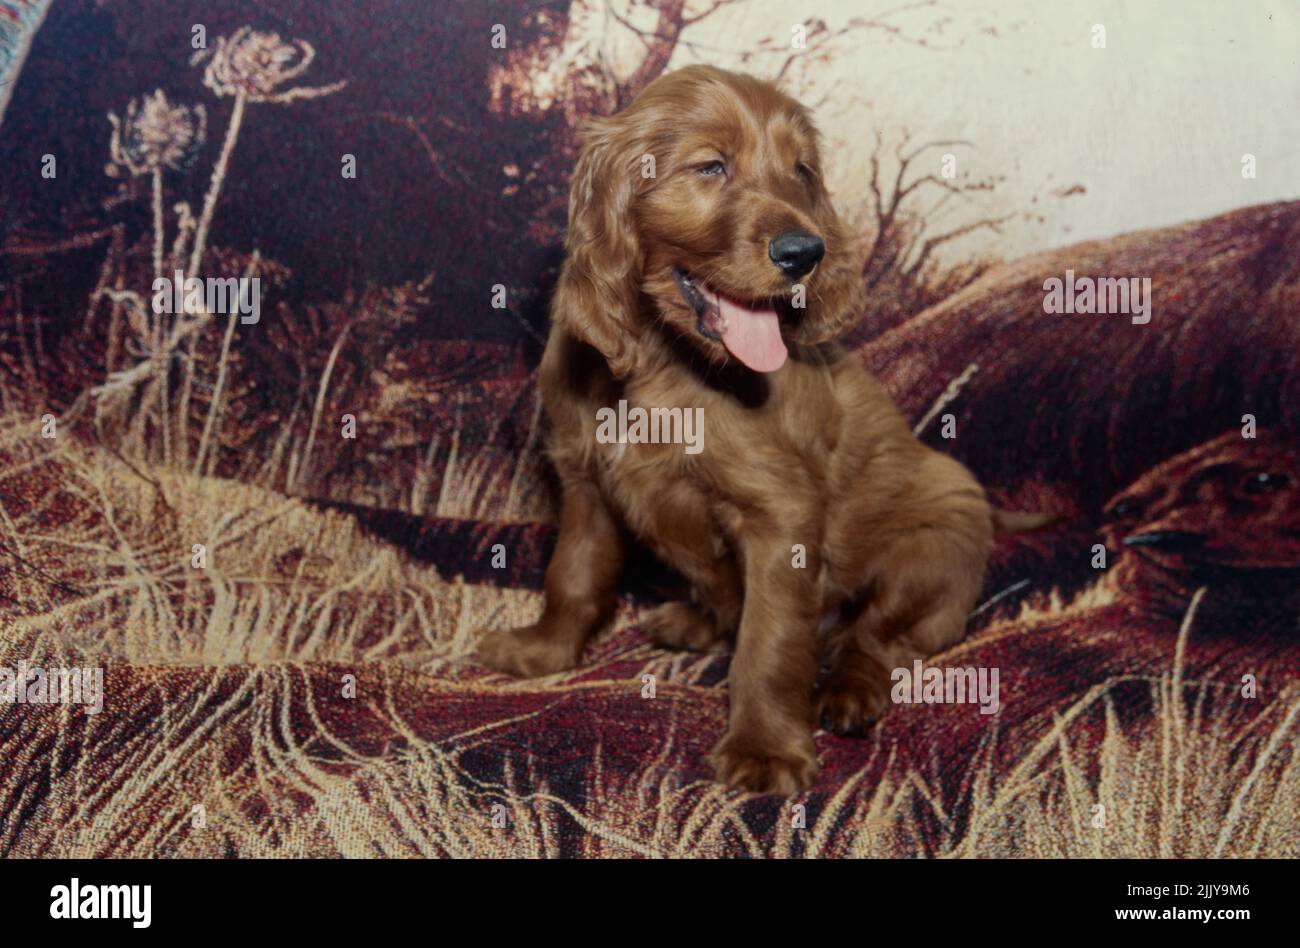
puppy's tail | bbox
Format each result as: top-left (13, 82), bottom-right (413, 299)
top-left (991, 508), bottom-right (1065, 534)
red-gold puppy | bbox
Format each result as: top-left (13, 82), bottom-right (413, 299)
top-left (479, 65), bottom-right (1047, 793)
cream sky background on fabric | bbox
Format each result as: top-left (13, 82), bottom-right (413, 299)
top-left (531, 0), bottom-right (1299, 265)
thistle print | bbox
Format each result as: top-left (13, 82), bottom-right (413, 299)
top-left (92, 26), bottom-right (348, 469)
top-left (187, 27), bottom-right (348, 277)
top-left (191, 26), bottom-right (347, 104)
top-left (106, 89), bottom-right (207, 178)
top-left (104, 90), bottom-right (206, 459)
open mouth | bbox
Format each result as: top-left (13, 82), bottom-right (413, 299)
top-left (671, 268), bottom-right (788, 373)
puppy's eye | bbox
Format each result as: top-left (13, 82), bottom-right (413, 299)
top-left (795, 161), bottom-right (814, 181)
top-left (697, 160), bottom-right (726, 177)
top-left (1243, 470), bottom-right (1288, 494)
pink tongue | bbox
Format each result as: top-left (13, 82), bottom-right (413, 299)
top-left (715, 294), bottom-right (788, 372)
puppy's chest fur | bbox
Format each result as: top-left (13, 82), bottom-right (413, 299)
top-left (594, 357), bottom-right (858, 550)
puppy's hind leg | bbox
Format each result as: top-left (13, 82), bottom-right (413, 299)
top-left (634, 486), bottom-right (744, 654)
top-left (642, 601), bottom-right (732, 653)
top-left (641, 555), bottom-right (742, 654)
top-left (816, 527), bottom-right (988, 735)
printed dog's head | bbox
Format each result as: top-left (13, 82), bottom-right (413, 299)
top-left (1101, 431), bottom-right (1300, 575)
top-left (553, 65), bottom-right (865, 377)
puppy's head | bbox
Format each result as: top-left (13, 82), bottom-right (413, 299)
top-left (553, 65), bottom-right (865, 377)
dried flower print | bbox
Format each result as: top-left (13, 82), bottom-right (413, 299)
top-left (106, 89), bottom-right (206, 177)
top-left (191, 26), bottom-right (347, 104)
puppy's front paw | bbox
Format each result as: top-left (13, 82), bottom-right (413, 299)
top-left (641, 602), bottom-right (729, 653)
top-left (814, 670), bottom-right (889, 736)
top-left (709, 733), bottom-right (817, 794)
top-left (475, 624), bottom-right (580, 678)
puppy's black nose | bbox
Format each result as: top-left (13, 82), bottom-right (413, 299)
top-left (768, 230), bottom-right (824, 279)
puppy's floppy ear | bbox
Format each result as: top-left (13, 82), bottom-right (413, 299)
top-left (552, 115), bottom-right (645, 378)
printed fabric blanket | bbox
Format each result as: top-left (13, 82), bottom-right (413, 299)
top-left (1, 1), bottom-right (1298, 857)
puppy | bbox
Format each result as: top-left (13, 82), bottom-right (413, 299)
top-left (479, 65), bottom-right (1047, 793)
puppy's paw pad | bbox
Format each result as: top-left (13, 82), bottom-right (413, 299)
top-left (814, 675), bottom-right (888, 736)
top-left (710, 741), bottom-right (817, 795)
top-left (475, 625), bottom-right (578, 678)
top-left (641, 602), bottom-right (727, 653)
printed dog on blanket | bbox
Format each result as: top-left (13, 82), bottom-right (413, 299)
top-left (477, 65), bottom-right (1053, 794)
